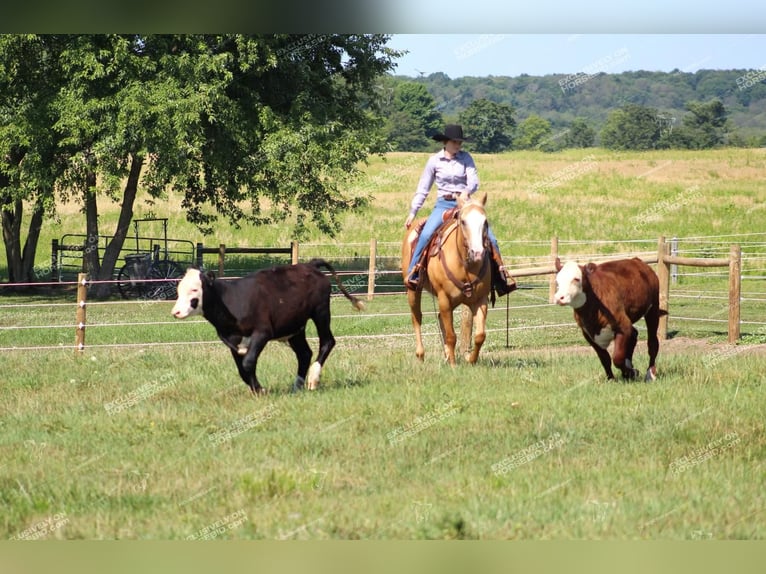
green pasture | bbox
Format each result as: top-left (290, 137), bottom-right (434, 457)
top-left (1, 148), bottom-right (765, 539)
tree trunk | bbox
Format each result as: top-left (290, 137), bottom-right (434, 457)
top-left (82, 169), bottom-right (101, 285)
top-left (1, 196), bottom-right (24, 284)
top-left (21, 197), bottom-right (45, 282)
top-left (89, 153), bottom-right (144, 299)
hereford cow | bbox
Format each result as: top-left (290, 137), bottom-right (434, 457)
top-left (554, 257), bottom-right (666, 381)
top-left (171, 259), bottom-right (364, 394)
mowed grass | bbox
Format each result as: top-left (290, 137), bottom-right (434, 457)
top-left (1, 147), bottom-right (765, 539)
top-left (1, 293), bottom-right (765, 540)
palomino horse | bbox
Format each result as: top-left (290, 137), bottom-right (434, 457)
top-left (401, 192), bottom-right (492, 365)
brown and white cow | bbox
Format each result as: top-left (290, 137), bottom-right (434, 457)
top-left (554, 257), bottom-right (667, 381)
top-left (171, 259), bottom-right (363, 394)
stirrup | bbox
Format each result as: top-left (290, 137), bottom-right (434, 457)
top-left (495, 266), bottom-right (517, 295)
top-left (405, 265), bottom-right (421, 290)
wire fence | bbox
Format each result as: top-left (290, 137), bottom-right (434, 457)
top-left (2, 233), bottom-right (766, 354)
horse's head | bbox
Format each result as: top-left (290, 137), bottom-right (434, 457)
top-left (456, 191), bottom-right (488, 263)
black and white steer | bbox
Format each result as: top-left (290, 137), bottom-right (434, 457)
top-left (171, 259), bottom-right (363, 394)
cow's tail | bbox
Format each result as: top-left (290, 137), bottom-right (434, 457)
top-left (309, 258), bottom-right (365, 311)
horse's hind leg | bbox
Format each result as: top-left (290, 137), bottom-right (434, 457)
top-left (466, 301), bottom-right (488, 364)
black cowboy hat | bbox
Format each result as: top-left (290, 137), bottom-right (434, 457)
top-left (431, 124), bottom-right (472, 143)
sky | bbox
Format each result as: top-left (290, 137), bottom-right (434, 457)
top-left (386, 34), bottom-right (766, 79)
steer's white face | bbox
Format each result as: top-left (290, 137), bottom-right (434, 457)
top-left (171, 269), bottom-right (204, 319)
top-left (554, 261), bottom-right (587, 308)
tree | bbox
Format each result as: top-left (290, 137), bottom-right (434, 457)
top-left (458, 99), bottom-right (515, 153)
top-left (564, 118), bottom-right (596, 148)
top-left (1, 34), bottom-right (401, 294)
top-left (384, 82), bottom-right (442, 151)
top-left (515, 115), bottom-right (552, 150)
top-left (0, 35), bottom-right (66, 284)
top-left (601, 104), bottom-right (662, 150)
top-left (665, 99), bottom-right (729, 149)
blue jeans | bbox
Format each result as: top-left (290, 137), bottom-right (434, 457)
top-left (407, 197), bottom-right (502, 276)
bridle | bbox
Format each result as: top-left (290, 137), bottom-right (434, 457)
top-left (438, 202), bottom-right (490, 298)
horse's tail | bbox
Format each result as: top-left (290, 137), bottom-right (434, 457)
top-left (308, 258), bottom-right (365, 311)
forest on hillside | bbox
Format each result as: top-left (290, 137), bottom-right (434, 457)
top-left (379, 69), bottom-right (766, 151)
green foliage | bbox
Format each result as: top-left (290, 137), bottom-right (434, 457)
top-left (1, 34), bottom-right (400, 286)
top-left (601, 104), bottom-right (663, 150)
top-left (664, 99), bottom-right (729, 150)
top-left (383, 82), bottom-right (443, 152)
top-left (458, 98), bottom-right (515, 153)
top-left (514, 114), bottom-right (552, 151)
top-left (564, 118), bottom-right (596, 148)
top-left (393, 69), bottom-right (766, 149)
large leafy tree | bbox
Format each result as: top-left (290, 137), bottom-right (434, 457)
top-left (383, 81), bottom-right (442, 151)
top-left (514, 115), bottom-right (552, 150)
top-left (0, 35), bottom-right (67, 284)
top-left (663, 98), bottom-right (729, 149)
top-left (0, 34), bottom-right (400, 294)
top-left (564, 118), bottom-right (596, 148)
top-left (458, 99), bottom-right (515, 153)
top-left (600, 104), bottom-right (662, 150)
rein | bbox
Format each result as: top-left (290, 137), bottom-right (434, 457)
top-left (437, 207), bottom-right (490, 298)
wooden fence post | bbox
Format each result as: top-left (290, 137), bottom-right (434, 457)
top-left (75, 273), bottom-right (88, 354)
top-left (196, 242), bottom-right (204, 269)
top-left (51, 239), bottom-right (59, 281)
top-left (367, 238), bottom-right (377, 302)
top-left (291, 241), bottom-right (299, 265)
top-left (728, 244), bottom-right (741, 343)
top-left (656, 236), bottom-right (670, 341)
top-left (218, 244), bottom-right (226, 277)
top-left (549, 236), bottom-right (559, 303)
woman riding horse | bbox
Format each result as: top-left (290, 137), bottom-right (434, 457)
top-left (401, 192), bottom-right (493, 365)
top-left (403, 124), bottom-right (516, 297)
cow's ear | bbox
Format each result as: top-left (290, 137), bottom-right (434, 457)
top-left (554, 257), bottom-right (563, 272)
top-left (203, 270), bottom-right (216, 285)
top-left (585, 262), bottom-right (598, 275)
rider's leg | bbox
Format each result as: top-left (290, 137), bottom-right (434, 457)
top-left (487, 227), bottom-right (516, 296)
top-left (406, 200), bottom-right (454, 288)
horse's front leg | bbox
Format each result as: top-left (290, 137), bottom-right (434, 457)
top-left (407, 288), bottom-right (426, 361)
top-left (437, 295), bottom-right (458, 366)
top-left (466, 300), bottom-right (488, 364)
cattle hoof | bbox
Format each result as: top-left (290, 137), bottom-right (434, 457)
top-left (292, 376), bottom-right (306, 393)
top-left (307, 362), bottom-right (322, 390)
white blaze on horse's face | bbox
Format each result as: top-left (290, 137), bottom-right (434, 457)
top-left (554, 261), bottom-right (587, 308)
top-left (460, 204), bottom-right (487, 263)
top-left (171, 269), bottom-right (204, 319)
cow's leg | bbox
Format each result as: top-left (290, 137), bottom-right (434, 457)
top-left (437, 294), bottom-right (457, 366)
top-left (308, 310), bottom-right (336, 391)
top-left (240, 334), bottom-right (270, 395)
top-left (644, 308), bottom-right (661, 381)
top-left (612, 330), bottom-right (640, 380)
top-left (228, 347), bottom-right (264, 395)
top-left (623, 326), bottom-right (639, 376)
top-left (408, 288), bottom-right (426, 361)
top-left (466, 301), bottom-right (488, 364)
top-left (585, 333), bottom-right (615, 379)
top-left (287, 330), bottom-right (313, 392)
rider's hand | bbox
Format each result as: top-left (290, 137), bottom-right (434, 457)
top-left (405, 214), bottom-right (415, 229)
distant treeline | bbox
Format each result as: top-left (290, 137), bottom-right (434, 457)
top-left (377, 69), bottom-right (766, 152)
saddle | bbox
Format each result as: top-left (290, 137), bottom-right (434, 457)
top-left (406, 208), bottom-right (460, 276)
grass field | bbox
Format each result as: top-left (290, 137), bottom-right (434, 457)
top-left (1, 148), bottom-right (765, 539)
